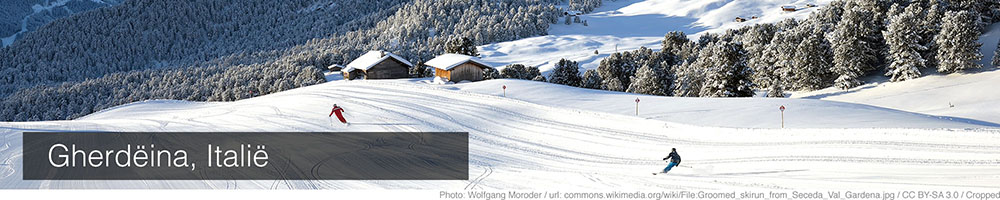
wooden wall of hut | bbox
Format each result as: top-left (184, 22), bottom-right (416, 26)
top-left (365, 59), bottom-right (411, 79)
top-left (448, 63), bottom-right (485, 82)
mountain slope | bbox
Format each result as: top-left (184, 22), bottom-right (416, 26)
top-left (479, 0), bottom-right (831, 72)
top-left (0, 0), bottom-right (564, 121)
top-left (1, 79), bottom-right (998, 189)
top-left (1, 0), bottom-right (120, 47)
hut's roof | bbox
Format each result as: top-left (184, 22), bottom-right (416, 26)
top-left (345, 50), bottom-right (413, 71)
top-left (425, 54), bottom-right (493, 70)
top-left (328, 64), bottom-right (345, 69)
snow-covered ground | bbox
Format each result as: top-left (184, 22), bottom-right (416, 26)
top-left (479, 0), bottom-right (830, 72)
top-left (1, 79), bottom-right (999, 189)
top-left (792, 69), bottom-right (1000, 126)
top-left (454, 79), bottom-right (998, 128)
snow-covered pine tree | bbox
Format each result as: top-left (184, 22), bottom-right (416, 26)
top-left (501, 64), bottom-right (528, 79)
top-left (936, 10), bottom-right (983, 73)
top-left (549, 58), bottom-right (582, 87)
top-left (445, 36), bottom-right (479, 56)
top-left (568, 0), bottom-right (602, 13)
top-left (993, 40), bottom-right (1000, 67)
top-left (532, 75), bottom-right (547, 82)
top-left (581, 69), bottom-right (603, 89)
top-left (884, 3), bottom-right (926, 82)
top-left (662, 31), bottom-right (689, 57)
top-left (673, 56), bottom-right (706, 97)
top-left (696, 33), bottom-right (719, 48)
top-left (811, 1), bottom-right (845, 33)
top-left (526, 66), bottom-right (542, 80)
top-left (791, 31), bottom-right (834, 90)
top-left (699, 41), bottom-right (754, 97)
top-left (483, 67), bottom-right (500, 80)
top-left (767, 77), bottom-right (785, 98)
top-left (422, 66), bottom-right (435, 77)
top-left (887, 2), bottom-right (904, 18)
top-left (754, 41), bottom-right (782, 96)
top-left (857, 0), bottom-right (891, 68)
top-left (830, 3), bottom-right (880, 89)
top-left (744, 23), bottom-right (781, 91)
top-left (948, 0), bottom-right (995, 28)
top-left (921, 2), bottom-right (945, 69)
top-left (410, 65), bottom-right (428, 78)
top-left (626, 62), bottom-right (669, 96)
top-left (597, 52), bottom-right (628, 91)
top-left (758, 27), bottom-right (803, 93)
top-left (605, 77), bottom-right (624, 91)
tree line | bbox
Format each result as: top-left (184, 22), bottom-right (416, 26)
top-left (542, 0), bottom-right (999, 98)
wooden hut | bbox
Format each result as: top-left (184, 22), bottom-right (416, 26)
top-left (425, 54), bottom-right (493, 83)
top-left (734, 17), bottom-right (747, 22)
top-left (342, 50), bottom-right (413, 80)
top-left (327, 64), bottom-right (344, 72)
top-left (564, 10), bottom-right (582, 16)
top-left (341, 66), bottom-right (363, 80)
top-left (781, 6), bottom-right (797, 12)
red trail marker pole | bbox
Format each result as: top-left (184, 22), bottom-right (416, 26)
top-left (635, 98), bottom-right (640, 116)
top-left (779, 105), bottom-right (785, 128)
top-left (502, 85), bottom-right (506, 97)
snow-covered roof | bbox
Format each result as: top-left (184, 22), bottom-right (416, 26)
top-left (424, 54), bottom-right (492, 70)
top-left (345, 50), bottom-right (414, 71)
top-left (328, 64), bottom-right (345, 69)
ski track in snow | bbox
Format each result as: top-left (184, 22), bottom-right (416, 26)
top-left (1, 80), bottom-right (999, 189)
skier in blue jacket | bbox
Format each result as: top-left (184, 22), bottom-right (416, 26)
top-left (661, 148), bottom-right (681, 173)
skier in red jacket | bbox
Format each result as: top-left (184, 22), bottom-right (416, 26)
top-left (329, 104), bottom-right (348, 125)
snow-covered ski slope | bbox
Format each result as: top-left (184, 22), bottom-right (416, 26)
top-left (454, 79), bottom-right (999, 129)
top-left (479, 0), bottom-right (831, 72)
top-left (793, 23), bottom-right (1000, 125)
top-left (1, 79), bottom-right (999, 189)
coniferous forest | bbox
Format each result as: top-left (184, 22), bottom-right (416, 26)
top-left (545, 0), bottom-right (999, 99)
top-left (1, 0), bottom-right (604, 121)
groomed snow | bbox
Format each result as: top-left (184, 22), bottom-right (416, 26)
top-left (1, 79), bottom-right (998, 189)
top-left (452, 79), bottom-right (999, 129)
